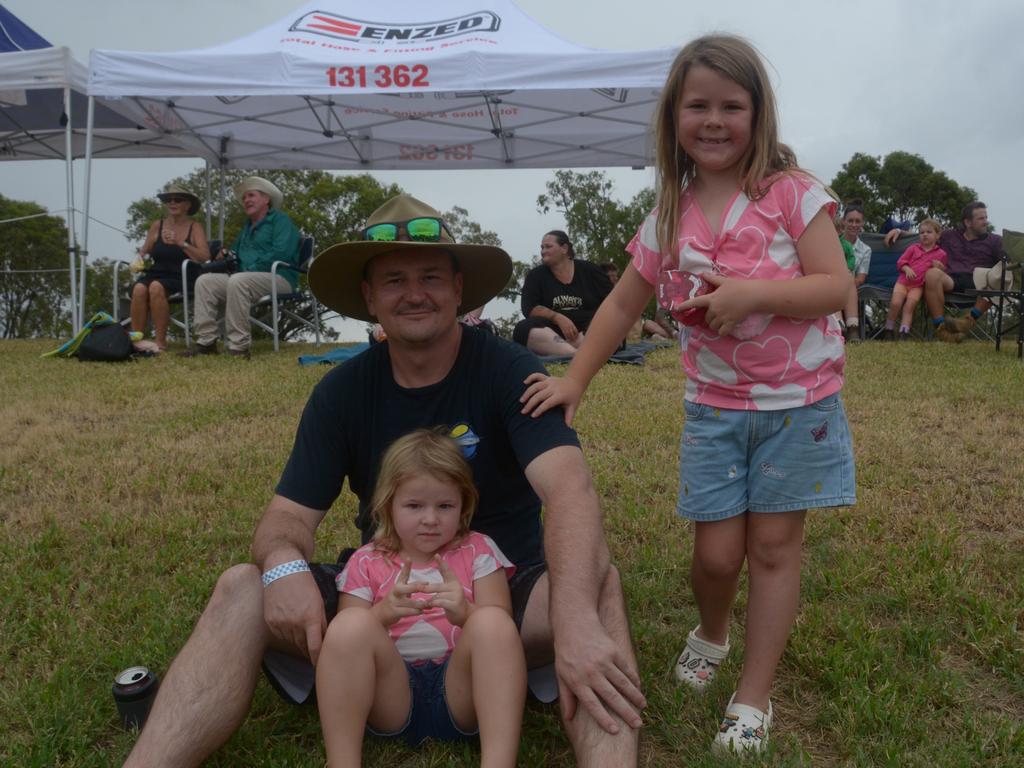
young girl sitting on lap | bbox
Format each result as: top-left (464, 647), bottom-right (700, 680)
top-left (884, 218), bottom-right (947, 340)
top-left (316, 429), bottom-right (525, 768)
top-left (520, 34), bottom-right (856, 755)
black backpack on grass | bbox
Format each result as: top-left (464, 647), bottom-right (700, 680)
top-left (78, 322), bottom-right (133, 362)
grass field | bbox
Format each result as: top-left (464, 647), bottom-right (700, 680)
top-left (1, 337), bottom-right (1022, 767)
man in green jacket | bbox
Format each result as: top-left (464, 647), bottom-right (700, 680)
top-left (183, 176), bottom-right (301, 358)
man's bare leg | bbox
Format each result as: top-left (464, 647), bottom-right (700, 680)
top-left (923, 268), bottom-right (952, 320)
top-left (123, 564), bottom-right (272, 768)
top-left (521, 568), bottom-right (640, 767)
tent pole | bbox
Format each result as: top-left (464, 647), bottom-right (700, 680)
top-left (204, 161), bottom-right (212, 240)
top-left (63, 86), bottom-right (79, 334)
top-left (218, 136), bottom-right (228, 243)
top-left (218, 165), bottom-right (226, 244)
top-left (79, 96), bottom-right (95, 331)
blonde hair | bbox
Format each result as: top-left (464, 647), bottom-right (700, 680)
top-left (652, 34), bottom-right (801, 259)
top-left (918, 218), bottom-right (941, 235)
top-left (370, 428), bottom-right (478, 553)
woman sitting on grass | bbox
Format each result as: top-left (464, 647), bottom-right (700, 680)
top-left (316, 429), bottom-right (525, 768)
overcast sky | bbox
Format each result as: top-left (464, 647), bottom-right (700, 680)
top-left (3, 0), bottom-right (1023, 339)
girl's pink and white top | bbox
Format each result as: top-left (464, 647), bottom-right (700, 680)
top-left (628, 172), bottom-right (845, 410)
top-left (336, 531), bottom-right (514, 664)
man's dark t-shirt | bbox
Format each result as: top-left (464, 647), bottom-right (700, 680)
top-left (275, 327), bottom-right (579, 567)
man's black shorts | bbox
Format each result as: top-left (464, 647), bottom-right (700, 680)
top-left (950, 272), bottom-right (975, 293)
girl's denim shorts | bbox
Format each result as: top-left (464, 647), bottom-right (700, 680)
top-left (367, 657), bottom-right (477, 747)
top-left (677, 393), bottom-right (856, 522)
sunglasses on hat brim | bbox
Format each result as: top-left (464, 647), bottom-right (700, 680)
top-left (361, 217), bottom-right (451, 243)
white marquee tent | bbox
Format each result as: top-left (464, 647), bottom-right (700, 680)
top-left (77, 0), bottom-right (678, 330)
top-left (88, 0), bottom-right (678, 171)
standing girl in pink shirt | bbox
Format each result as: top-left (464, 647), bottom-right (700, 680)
top-left (316, 429), bottom-right (525, 768)
top-left (885, 218), bottom-right (948, 339)
top-left (520, 34), bottom-right (856, 755)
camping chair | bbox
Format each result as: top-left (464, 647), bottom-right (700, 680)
top-left (248, 234), bottom-right (321, 352)
top-left (965, 228), bottom-right (1024, 358)
top-left (856, 232), bottom-right (917, 340)
top-left (113, 240), bottom-right (220, 343)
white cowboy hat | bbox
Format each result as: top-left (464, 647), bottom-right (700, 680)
top-left (233, 176), bottom-right (283, 210)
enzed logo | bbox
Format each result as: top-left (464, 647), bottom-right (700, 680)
top-left (291, 10), bottom-right (500, 43)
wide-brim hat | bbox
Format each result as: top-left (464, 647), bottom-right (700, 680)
top-left (234, 176), bottom-right (283, 210)
top-left (309, 195), bottom-right (512, 322)
top-left (157, 184), bottom-right (200, 216)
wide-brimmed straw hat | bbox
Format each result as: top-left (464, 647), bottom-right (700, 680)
top-left (234, 176), bottom-right (283, 210)
top-left (157, 184), bottom-right (200, 216)
top-left (309, 195), bottom-right (512, 322)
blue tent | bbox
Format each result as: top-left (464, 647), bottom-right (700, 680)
top-left (0, 2), bottom-right (51, 51)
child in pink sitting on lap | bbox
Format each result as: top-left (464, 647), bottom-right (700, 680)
top-left (316, 429), bottom-right (525, 768)
top-left (885, 219), bottom-right (947, 340)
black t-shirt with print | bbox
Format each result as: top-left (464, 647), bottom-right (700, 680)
top-left (520, 259), bottom-right (613, 332)
top-left (275, 326), bottom-right (579, 567)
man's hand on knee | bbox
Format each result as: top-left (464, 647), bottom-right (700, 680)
top-left (554, 619), bottom-right (646, 734)
top-left (263, 572), bottom-right (328, 665)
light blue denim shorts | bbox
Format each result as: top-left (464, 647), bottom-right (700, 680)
top-left (677, 393), bottom-right (856, 521)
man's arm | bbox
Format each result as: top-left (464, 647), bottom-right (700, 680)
top-left (252, 494), bottom-right (329, 664)
top-left (524, 445), bottom-right (645, 733)
top-left (271, 214), bottom-right (302, 266)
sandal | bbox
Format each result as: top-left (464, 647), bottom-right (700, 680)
top-left (711, 693), bottom-right (772, 755)
top-left (673, 626), bottom-right (729, 690)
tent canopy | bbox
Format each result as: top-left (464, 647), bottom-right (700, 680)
top-left (89, 0), bottom-right (678, 170)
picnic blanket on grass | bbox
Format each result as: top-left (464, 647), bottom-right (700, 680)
top-left (536, 338), bottom-right (675, 366)
top-left (298, 342), bottom-right (369, 366)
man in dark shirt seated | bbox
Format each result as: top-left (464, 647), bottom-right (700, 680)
top-left (885, 202), bottom-right (1007, 342)
top-left (124, 195), bottom-right (645, 768)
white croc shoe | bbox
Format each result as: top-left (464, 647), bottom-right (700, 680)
top-left (711, 693), bottom-right (772, 755)
top-left (673, 626), bottom-right (730, 690)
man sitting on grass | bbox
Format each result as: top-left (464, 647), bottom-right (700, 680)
top-left (124, 195), bottom-right (645, 768)
top-left (884, 202), bottom-right (1007, 342)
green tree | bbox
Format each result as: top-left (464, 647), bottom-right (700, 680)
top-left (830, 151), bottom-right (979, 231)
top-left (443, 205), bottom-right (501, 247)
top-left (0, 195), bottom-right (71, 338)
top-left (536, 170), bottom-right (655, 269)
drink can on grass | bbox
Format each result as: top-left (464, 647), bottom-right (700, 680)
top-left (113, 666), bottom-right (159, 730)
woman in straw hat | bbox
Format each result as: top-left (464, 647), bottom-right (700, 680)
top-left (130, 183), bottom-right (210, 350)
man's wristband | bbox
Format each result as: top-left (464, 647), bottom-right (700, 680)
top-left (261, 559), bottom-right (310, 587)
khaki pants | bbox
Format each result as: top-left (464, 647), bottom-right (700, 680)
top-left (193, 272), bottom-right (291, 351)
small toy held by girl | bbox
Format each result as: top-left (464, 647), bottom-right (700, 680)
top-left (519, 34), bottom-right (856, 755)
top-left (316, 429), bottom-right (525, 768)
top-left (884, 219), bottom-right (947, 340)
